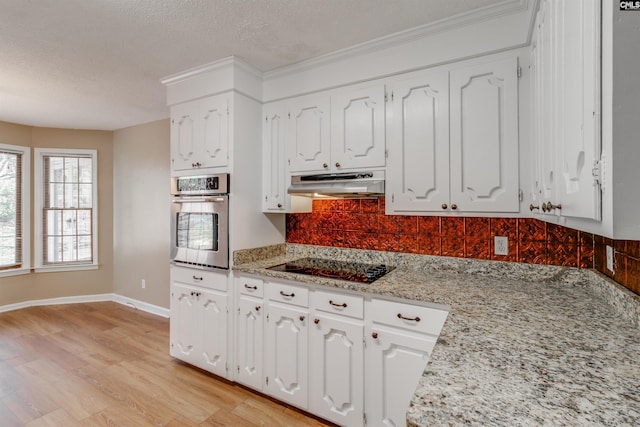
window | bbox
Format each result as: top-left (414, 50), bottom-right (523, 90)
top-left (34, 148), bottom-right (98, 270)
top-left (0, 144), bottom-right (30, 275)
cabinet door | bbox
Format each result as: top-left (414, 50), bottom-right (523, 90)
top-left (309, 314), bottom-right (364, 427)
top-left (331, 84), bottom-right (386, 171)
top-left (288, 93), bottom-right (331, 173)
top-left (555, 0), bottom-right (601, 220)
top-left (450, 57), bottom-right (520, 212)
top-left (170, 101), bottom-right (200, 171)
top-left (265, 303), bottom-right (309, 409)
top-left (236, 296), bottom-right (264, 391)
top-left (365, 327), bottom-right (436, 427)
top-left (262, 102), bottom-right (288, 212)
top-left (197, 289), bottom-right (228, 378)
top-left (199, 95), bottom-right (229, 169)
top-left (538, 0), bottom-right (559, 212)
top-left (169, 283), bottom-right (198, 363)
top-left (387, 70), bottom-right (450, 212)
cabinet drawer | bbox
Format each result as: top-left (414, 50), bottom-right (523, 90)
top-left (313, 289), bottom-right (364, 319)
top-left (370, 299), bottom-right (448, 336)
top-left (171, 265), bottom-right (228, 292)
top-left (267, 282), bottom-right (309, 307)
top-left (237, 276), bottom-right (264, 297)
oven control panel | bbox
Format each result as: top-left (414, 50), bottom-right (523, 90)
top-left (171, 173), bottom-right (229, 195)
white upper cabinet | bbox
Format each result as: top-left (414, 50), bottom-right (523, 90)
top-left (530, 0), bottom-right (601, 220)
top-left (262, 101), bottom-right (288, 211)
top-left (286, 84), bottom-right (386, 174)
top-left (387, 69), bottom-right (449, 212)
top-left (449, 56), bottom-right (520, 213)
top-left (171, 94), bottom-right (230, 172)
top-left (262, 100), bottom-right (312, 213)
top-left (287, 93), bottom-right (332, 173)
top-left (387, 54), bottom-right (520, 215)
top-left (331, 84), bottom-right (386, 171)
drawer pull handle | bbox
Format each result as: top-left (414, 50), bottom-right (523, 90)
top-left (397, 313), bottom-right (421, 322)
top-left (329, 300), bottom-right (347, 308)
top-left (192, 276), bottom-right (203, 281)
top-left (314, 318), bottom-right (320, 324)
top-left (244, 284), bottom-right (258, 290)
top-left (372, 332), bottom-right (378, 339)
top-left (299, 315), bottom-right (305, 322)
top-left (280, 291), bottom-right (295, 298)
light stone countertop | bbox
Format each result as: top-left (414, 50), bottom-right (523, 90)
top-left (233, 244), bottom-right (640, 426)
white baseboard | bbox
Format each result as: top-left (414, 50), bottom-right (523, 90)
top-left (0, 293), bottom-right (169, 318)
top-left (111, 294), bottom-right (170, 318)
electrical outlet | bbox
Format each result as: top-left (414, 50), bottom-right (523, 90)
top-left (141, 279), bottom-right (146, 289)
top-left (606, 245), bottom-right (614, 272)
top-left (494, 236), bottom-right (509, 255)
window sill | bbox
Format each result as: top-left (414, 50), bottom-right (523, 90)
top-left (34, 263), bottom-right (99, 273)
top-left (0, 267), bottom-right (31, 278)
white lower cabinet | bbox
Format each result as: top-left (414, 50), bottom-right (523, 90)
top-left (170, 266), bottom-right (229, 379)
top-left (236, 295), bottom-right (264, 390)
top-left (365, 298), bottom-right (449, 427)
top-left (365, 328), bottom-right (436, 426)
top-left (265, 301), bottom-right (309, 409)
top-left (170, 283), bottom-right (228, 377)
top-left (229, 274), bottom-right (448, 427)
top-left (309, 313), bottom-right (364, 426)
top-left (235, 275), bottom-right (265, 391)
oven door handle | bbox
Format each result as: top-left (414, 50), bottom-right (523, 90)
top-left (172, 197), bottom-right (227, 203)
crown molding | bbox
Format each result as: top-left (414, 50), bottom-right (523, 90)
top-left (160, 55), bottom-right (261, 86)
top-left (263, 0), bottom-right (532, 81)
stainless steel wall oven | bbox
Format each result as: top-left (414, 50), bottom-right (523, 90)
top-left (171, 174), bottom-right (229, 269)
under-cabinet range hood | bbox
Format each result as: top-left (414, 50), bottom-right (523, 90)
top-left (288, 170), bottom-right (384, 198)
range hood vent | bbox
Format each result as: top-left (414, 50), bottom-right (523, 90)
top-left (288, 170), bottom-right (385, 198)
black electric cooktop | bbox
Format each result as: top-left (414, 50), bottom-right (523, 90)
top-left (267, 257), bottom-right (394, 284)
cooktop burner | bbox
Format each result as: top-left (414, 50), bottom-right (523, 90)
top-left (267, 257), bottom-right (394, 284)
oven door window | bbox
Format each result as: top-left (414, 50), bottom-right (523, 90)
top-left (176, 212), bottom-right (218, 251)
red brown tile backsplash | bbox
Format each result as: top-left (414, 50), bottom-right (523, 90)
top-left (286, 197), bottom-right (640, 296)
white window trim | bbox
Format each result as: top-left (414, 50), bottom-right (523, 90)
top-left (34, 148), bottom-right (98, 272)
top-left (0, 144), bottom-right (30, 277)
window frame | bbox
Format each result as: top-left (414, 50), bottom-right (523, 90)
top-left (0, 143), bottom-right (30, 277)
top-left (34, 148), bottom-right (98, 272)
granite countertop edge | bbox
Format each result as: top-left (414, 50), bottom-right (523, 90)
top-left (232, 244), bottom-right (640, 426)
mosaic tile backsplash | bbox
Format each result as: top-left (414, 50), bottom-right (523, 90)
top-left (285, 197), bottom-right (640, 296)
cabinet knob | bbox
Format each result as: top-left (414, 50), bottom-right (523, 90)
top-left (441, 203), bottom-right (448, 210)
top-left (372, 332), bottom-right (378, 339)
top-left (314, 318), bottom-right (320, 324)
top-left (322, 163), bottom-right (328, 169)
top-left (277, 203), bottom-right (283, 208)
top-left (544, 201), bottom-right (562, 212)
top-left (335, 162), bottom-right (341, 168)
top-left (451, 204), bottom-right (458, 210)
top-left (530, 204), bottom-right (540, 211)
top-left (255, 306), bottom-right (261, 312)
top-left (299, 315), bottom-right (306, 322)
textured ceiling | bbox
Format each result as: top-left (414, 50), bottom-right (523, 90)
top-left (0, 0), bottom-right (507, 131)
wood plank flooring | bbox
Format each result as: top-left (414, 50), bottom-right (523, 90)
top-left (0, 302), bottom-right (333, 427)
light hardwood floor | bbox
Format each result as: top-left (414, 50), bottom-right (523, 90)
top-left (0, 302), bottom-right (333, 427)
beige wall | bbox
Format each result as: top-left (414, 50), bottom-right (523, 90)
top-left (112, 119), bottom-right (170, 308)
top-left (0, 122), bottom-right (114, 305)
